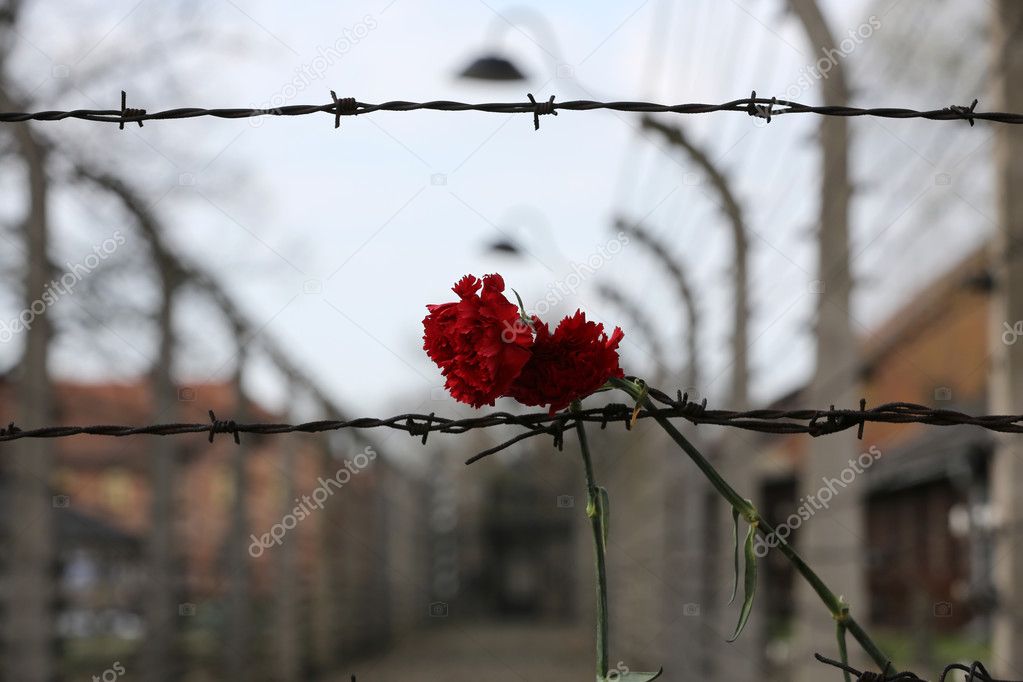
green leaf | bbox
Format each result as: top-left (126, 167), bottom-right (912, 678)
top-left (729, 507), bottom-right (740, 605)
top-left (598, 486), bottom-right (610, 548)
top-left (510, 288), bottom-right (529, 320)
top-left (727, 523), bottom-right (758, 642)
top-left (600, 669), bottom-right (663, 681)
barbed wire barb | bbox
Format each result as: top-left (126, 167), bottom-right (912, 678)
top-left (527, 92), bottom-right (557, 130)
top-left (207, 410), bottom-right (240, 445)
top-left (746, 90), bottom-right (777, 123)
top-left (330, 89), bottom-right (358, 129)
top-left (947, 98), bottom-right (979, 127)
top-left (119, 90), bottom-right (145, 130)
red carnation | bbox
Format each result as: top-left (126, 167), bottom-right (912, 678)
top-left (508, 310), bottom-right (624, 414)
top-left (423, 274), bottom-right (534, 408)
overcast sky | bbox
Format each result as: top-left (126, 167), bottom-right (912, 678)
top-left (0, 0), bottom-right (994, 424)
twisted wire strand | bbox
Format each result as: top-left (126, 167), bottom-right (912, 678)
top-left (0, 93), bottom-right (1015, 126)
top-left (2, 385), bottom-right (1022, 466)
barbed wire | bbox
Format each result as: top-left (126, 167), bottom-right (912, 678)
top-left (814, 652), bottom-right (1018, 682)
top-left (1, 385), bottom-right (1021, 465)
top-left (0, 91), bottom-right (1013, 130)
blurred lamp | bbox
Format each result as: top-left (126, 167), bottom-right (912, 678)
top-left (487, 237), bottom-right (523, 255)
top-left (962, 269), bottom-right (995, 292)
top-left (457, 54), bottom-right (527, 81)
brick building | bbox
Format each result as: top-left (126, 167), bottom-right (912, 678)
top-left (0, 377), bottom-right (431, 676)
top-left (557, 245), bottom-right (1001, 679)
top-left (745, 246), bottom-right (995, 674)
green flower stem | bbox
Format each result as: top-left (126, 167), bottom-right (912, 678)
top-left (608, 378), bottom-right (892, 672)
top-left (572, 400), bottom-right (610, 681)
top-left (837, 623), bottom-right (852, 682)
top-left (608, 379), bottom-right (754, 520)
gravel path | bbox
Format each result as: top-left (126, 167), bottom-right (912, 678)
top-left (340, 621), bottom-right (591, 681)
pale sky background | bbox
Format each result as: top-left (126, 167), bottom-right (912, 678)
top-left (0, 0), bottom-right (993, 428)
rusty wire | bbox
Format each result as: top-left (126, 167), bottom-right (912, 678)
top-left (2, 384), bottom-right (1023, 466)
top-left (0, 91), bottom-right (1013, 129)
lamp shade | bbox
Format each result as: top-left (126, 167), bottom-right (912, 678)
top-left (487, 238), bottom-right (523, 255)
top-left (457, 54), bottom-right (527, 81)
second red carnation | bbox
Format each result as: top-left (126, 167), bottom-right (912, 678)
top-left (508, 310), bottom-right (624, 414)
